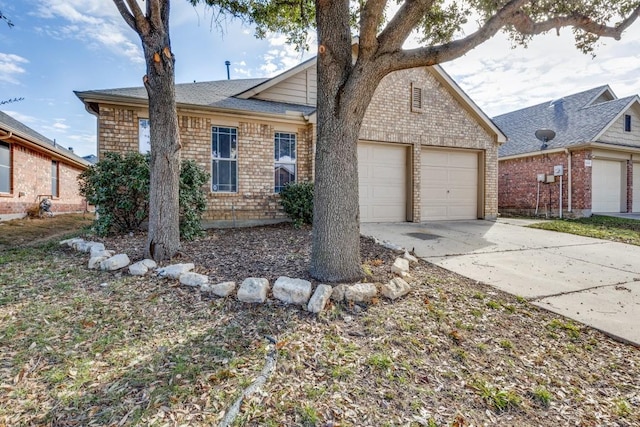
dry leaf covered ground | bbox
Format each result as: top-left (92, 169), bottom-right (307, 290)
top-left (0, 218), bottom-right (639, 426)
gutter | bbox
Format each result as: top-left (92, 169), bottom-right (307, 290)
top-left (0, 131), bottom-right (12, 140)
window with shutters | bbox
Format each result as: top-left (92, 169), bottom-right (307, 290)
top-left (411, 83), bottom-right (423, 113)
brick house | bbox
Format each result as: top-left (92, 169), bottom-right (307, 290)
top-left (75, 58), bottom-right (505, 224)
top-left (0, 111), bottom-right (90, 221)
top-left (495, 86), bottom-right (640, 218)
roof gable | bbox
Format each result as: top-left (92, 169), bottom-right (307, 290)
top-left (494, 86), bottom-right (640, 157)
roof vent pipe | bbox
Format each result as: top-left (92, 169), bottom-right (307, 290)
top-left (225, 60), bottom-right (231, 80)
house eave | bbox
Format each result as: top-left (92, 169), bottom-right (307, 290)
top-left (0, 129), bottom-right (90, 169)
top-left (76, 93), bottom-right (312, 125)
top-left (499, 141), bottom-right (640, 161)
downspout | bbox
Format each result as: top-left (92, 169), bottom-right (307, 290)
top-left (0, 131), bottom-right (13, 140)
top-left (565, 149), bottom-right (572, 213)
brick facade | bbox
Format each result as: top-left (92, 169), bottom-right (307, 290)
top-left (96, 105), bottom-right (314, 222)
top-left (361, 67), bottom-right (499, 220)
top-left (91, 66), bottom-right (501, 223)
top-left (0, 143), bottom-right (87, 220)
top-left (499, 149), bottom-right (639, 217)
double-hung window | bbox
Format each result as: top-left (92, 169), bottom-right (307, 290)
top-left (0, 142), bottom-right (10, 193)
top-left (51, 160), bottom-right (59, 197)
top-left (274, 132), bottom-right (296, 193)
top-left (211, 126), bottom-right (238, 192)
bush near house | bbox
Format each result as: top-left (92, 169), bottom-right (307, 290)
top-left (279, 181), bottom-right (313, 228)
top-left (78, 152), bottom-right (208, 240)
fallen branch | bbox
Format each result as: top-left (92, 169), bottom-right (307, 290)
top-left (218, 336), bottom-right (278, 427)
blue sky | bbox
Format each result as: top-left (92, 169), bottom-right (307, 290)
top-left (1, 0), bottom-right (640, 157)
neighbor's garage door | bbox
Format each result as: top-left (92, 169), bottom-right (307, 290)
top-left (421, 148), bottom-right (478, 220)
top-left (358, 142), bottom-right (407, 222)
top-left (592, 159), bottom-right (623, 212)
top-left (634, 163), bottom-right (640, 213)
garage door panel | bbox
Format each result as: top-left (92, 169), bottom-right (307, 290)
top-left (421, 149), bottom-right (478, 221)
top-left (358, 142), bottom-right (406, 222)
top-left (634, 163), bottom-right (640, 212)
top-left (592, 159), bottom-right (622, 212)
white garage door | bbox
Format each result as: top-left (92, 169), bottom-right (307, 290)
top-left (592, 159), bottom-right (623, 212)
top-left (422, 149), bottom-right (478, 220)
top-left (633, 163), bottom-right (640, 212)
top-left (358, 142), bottom-right (406, 222)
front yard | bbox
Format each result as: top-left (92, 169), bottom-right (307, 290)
top-left (529, 215), bottom-right (640, 246)
top-left (0, 216), bottom-right (638, 426)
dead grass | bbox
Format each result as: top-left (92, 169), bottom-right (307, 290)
top-left (0, 221), bottom-right (639, 426)
top-left (0, 213), bottom-right (94, 250)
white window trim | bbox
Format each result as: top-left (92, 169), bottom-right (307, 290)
top-left (274, 132), bottom-right (297, 193)
top-left (211, 126), bottom-right (238, 193)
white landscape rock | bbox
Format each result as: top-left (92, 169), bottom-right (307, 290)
top-left (382, 241), bottom-right (404, 251)
top-left (60, 237), bottom-right (84, 247)
top-left (381, 277), bottom-right (412, 300)
top-left (307, 284), bottom-right (333, 313)
top-left (391, 257), bottom-right (410, 275)
top-left (156, 263), bottom-right (195, 279)
top-left (273, 276), bottom-right (312, 305)
top-left (331, 284), bottom-right (349, 302)
top-left (128, 261), bottom-right (149, 276)
top-left (140, 259), bottom-right (157, 269)
top-left (201, 281), bottom-right (236, 298)
top-left (85, 242), bottom-right (106, 255)
top-left (403, 251), bottom-right (419, 264)
top-left (237, 278), bottom-right (270, 303)
top-left (88, 256), bottom-right (109, 270)
top-left (345, 283), bottom-right (378, 303)
top-left (100, 254), bottom-right (131, 271)
top-left (91, 249), bottom-right (114, 259)
top-left (180, 272), bottom-right (209, 287)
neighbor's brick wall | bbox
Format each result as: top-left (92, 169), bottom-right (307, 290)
top-left (0, 143), bottom-right (86, 218)
top-left (360, 67), bottom-right (499, 220)
top-left (96, 105), bottom-right (313, 221)
top-left (499, 150), bottom-right (594, 217)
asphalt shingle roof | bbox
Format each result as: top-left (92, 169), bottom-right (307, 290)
top-left (0, 110), bottom-right (89, 165)
top-left (494, 86), bottom-right (637, 157)
top-left (76, 78), bottom-right (317, 116)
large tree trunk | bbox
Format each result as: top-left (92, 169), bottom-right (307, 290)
top-left (141, 11), bottom-right (181, 260)
top-left (310, 1), bottom-right (381, 282)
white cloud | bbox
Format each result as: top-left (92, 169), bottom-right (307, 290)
top-left (34, 0), bottom-right (144, 64)
top-left (259, 33), bottom-right (316, 77)
top-left (3, 110), bottom-right (37, 124)
top-left (0, 53), bottom-right (28, 84)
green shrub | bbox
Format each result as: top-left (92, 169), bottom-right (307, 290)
top-left (179, 159), bottom-right (209, 240)
top-left (79, 152), bottom-right (209, 240)
top-left (279, 181), bottom-right (313, 228)
top-left (79, 152), bottom-right (149, 236)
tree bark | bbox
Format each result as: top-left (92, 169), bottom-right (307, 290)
top-left (310, 1), bottom-right (382, 282)
top-left (143, 34), bottom-right (181, 261)
top-left (112, 0), bottom-right (181, 261)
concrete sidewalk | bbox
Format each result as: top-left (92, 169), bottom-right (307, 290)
top-left (361, 219), bottom-right (640, 346)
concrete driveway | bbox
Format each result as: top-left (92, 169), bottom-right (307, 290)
top-left (361, 219), bottom-right (640, 346)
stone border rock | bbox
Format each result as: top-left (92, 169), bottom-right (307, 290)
top-left (60, 237), bottom-right (419, 314)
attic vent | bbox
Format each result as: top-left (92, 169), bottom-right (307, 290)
top-left (411, 83), bottom-right (423, 112)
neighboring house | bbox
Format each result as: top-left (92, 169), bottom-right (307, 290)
top-left (75, 57), bottom-right (505, 224)
top-left (0, 111), bottom-right (91, 221)
top-left (495, 86), bottom-right (640, 218)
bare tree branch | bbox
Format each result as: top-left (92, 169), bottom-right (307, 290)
top-left (379, 0), bottom-right (640, 73)
top-left (511, 6), bottom-right (640, 40)
top-left (149, 0), bottom-right (164, 32)
top-left (358, 0), bottom-right (387, 57)
top-left (125, 0), bottom-right (151, 35)
top-left (112, 0), bottom-right (137, 31)
top-left (377, 0), bottom-right (434, 53)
